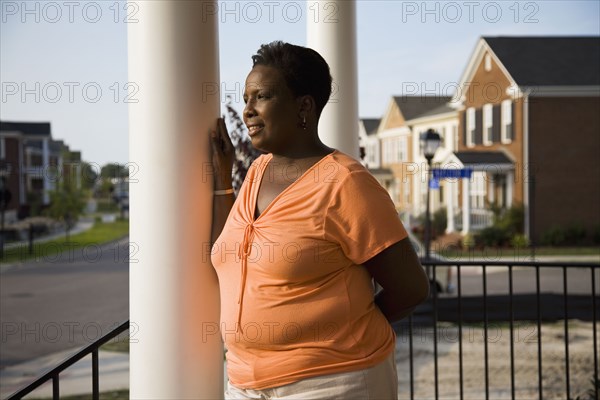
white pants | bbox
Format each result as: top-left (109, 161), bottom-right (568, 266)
top-left (225, 351), bottom-right (398, 399)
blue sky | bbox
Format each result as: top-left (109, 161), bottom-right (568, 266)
top-left (1, 0), bottom-right (598, 166)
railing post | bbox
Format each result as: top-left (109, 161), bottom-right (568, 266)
top-left (92, 348), bottom-right (99, 400)
top-left (52, 375), bottom-right (59, 400)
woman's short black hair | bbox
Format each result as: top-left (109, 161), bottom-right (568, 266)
top-left (251, 41), bottom-right (332, 117)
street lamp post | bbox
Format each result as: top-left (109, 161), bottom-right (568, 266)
top-left (420, 129), bottom-right (441, 261)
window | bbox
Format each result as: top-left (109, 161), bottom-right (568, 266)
top-left (368, 143), bottom-right (376, 165)
top-left (484, 53), bottom-right (492, 72)
top-left (398, 137), bottom-right (407, 162)
top-left (383, 137), bottom-right (406, 164)
top-left (501, 100), bottom-right (513, 143)
top-left (403, 178), bottom-right (411, 205)
top-left (466, 107), bottom-right (476, 147)
top-left (483, 104), bottom-right (493, 145)
top-left (470, 171), bottom-right (487, 209)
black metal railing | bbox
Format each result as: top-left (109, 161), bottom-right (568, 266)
top-left (396, 260), bottom-right (599, 400)
top-left (7, 261), bottom-right (599, 400)
top-left (7, 320), bottom-right (129, 400)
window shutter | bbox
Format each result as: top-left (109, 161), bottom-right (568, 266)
top-left (493, 105), bottom-right (501, 143)
top-left (461, 111), bottom-right (466, 147)
top-left (475, 108), bottom-right (483, 145)
top-left (508, 102), bottom-right (515, 141)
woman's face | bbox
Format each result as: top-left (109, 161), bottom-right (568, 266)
top-left (243, 65), bottom-right (300, 153)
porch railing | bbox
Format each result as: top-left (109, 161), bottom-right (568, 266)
top-left (398, 260), bottom-right (599, 400)
top-left (454, 209), bottom-right (494, 231)
top-left (7, 261), bottom-right (599, 400)
top-left (6, 321), bottom-right (129, 400)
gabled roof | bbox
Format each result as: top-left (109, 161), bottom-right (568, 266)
top-left (455, 151), bottom-right (513, 165)
top-left (393, 96), bottom-right (452, 121)
top-left (0, 121), bottom-right (51, 136)
top-left (484, 36), bottom-right (600, 86)
top-left (411, 103), bottom-right (457, 120)
top-left (360, 118), bottom-right (380, 135)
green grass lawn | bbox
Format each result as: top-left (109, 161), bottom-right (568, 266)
top-left (2, 220), bottom-right (129, 264)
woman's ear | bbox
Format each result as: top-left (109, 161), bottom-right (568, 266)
top-left (298, 95), bottom-right (316, 116)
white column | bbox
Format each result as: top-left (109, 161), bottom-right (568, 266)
top-left (506, 171), bottom-right (514, 208)
top-left (462, 178), bottom-right (471, 234)
top-left (307, 0), bottom-right (359, 158)
top-left (446, 180), bottom-right (455, 233)
top-left (42, 138), bottom-right (50, 204)
top-left (128, 2), bottom-right (222, 398)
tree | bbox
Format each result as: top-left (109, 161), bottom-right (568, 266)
top-left (100, 163), bottom-right (128, 180)
top-left (224, 96), bottom-right (263, 194)
top-left (46, 175), bottom-right (86, 241)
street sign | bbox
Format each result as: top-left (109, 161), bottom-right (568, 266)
top-left (432, 168), bottom-right (473, 179)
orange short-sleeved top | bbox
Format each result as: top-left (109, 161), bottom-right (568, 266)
top-left (211, 150), bottom-right (408, 390)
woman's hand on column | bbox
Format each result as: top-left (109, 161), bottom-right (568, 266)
top-left (210, 117), bottom-right (235, 190)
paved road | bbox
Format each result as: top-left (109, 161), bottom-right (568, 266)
top-left (0, 238), bottom-right (129, 369)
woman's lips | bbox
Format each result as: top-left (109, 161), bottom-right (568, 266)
top-left (247, 125), bottom-right (264, 137)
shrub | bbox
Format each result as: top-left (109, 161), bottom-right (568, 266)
top-left (462, 233), bottom-right (475, 249)
top-left (477, 226), bottom-right (510, 247)
top-left (432, 207), bottom-right (447, 239)
top-left (511, 233), bottom-right (530, 248)
top-left (564, 223), bottom-right (586, 245)
top-left (541, 225), bottom-right (566, 246)
top-left (593, 224), bottom-right (600, 245)
top-left (541, 223), bottom-right (588, 246)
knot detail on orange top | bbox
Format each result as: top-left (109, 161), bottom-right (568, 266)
top-left (236, 222), bottom-right (255, 332)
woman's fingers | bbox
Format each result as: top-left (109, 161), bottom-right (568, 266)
top-left (217, 117), bottom-right (234, 153)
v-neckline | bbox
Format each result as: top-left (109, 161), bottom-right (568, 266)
top-left (252, 150), bottom-right (337, 222)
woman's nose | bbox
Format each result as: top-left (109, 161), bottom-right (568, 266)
top-left (243, 101), bottom-right (256, 119)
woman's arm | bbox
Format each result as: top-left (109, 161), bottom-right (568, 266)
top-left (210, 117), bottom-right (235, 245)
top-left (363, 236), bottom-right (430, 323)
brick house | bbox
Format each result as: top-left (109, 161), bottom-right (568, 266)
top-left (374, 96), bottom-right (452, 224)
top-left (0, 121), bottom-right (80, 223)
top-left (450, 36), bottom-right (600, 241)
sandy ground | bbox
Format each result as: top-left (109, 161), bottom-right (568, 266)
top-left (395, 320), bottom-right (598, 400)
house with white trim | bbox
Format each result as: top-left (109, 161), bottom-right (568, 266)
top-left (449, 36), bottom-right (600, 240)
top-left (373, 96), bottom-right (452, 225)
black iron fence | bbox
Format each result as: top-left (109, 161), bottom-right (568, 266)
top-left (397, 261), bottom-right (599, 400)
top-left (7, 261), bottom-right (599, 399)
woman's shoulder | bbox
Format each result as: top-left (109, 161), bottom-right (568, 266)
top-left (326, 150), bottom-right (373, 178)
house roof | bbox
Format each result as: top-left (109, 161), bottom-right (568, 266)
top-left (484, 36), bottom-right (600, 86)
top-left (0, 121), bottom-right (51, 136)
top-left (393, 96), bottom-right (452, 121)
top-left (361, 118), bottom-right (380, 135)
top-left (412, 103), bottom-right (457, 120)
top-left (454, 151), bottom-right (514, 165)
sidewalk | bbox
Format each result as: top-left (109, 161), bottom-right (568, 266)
top-left (3, 218), bottom-right (95, 251)
top-left (0, 349), bottom-right (128, 399)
